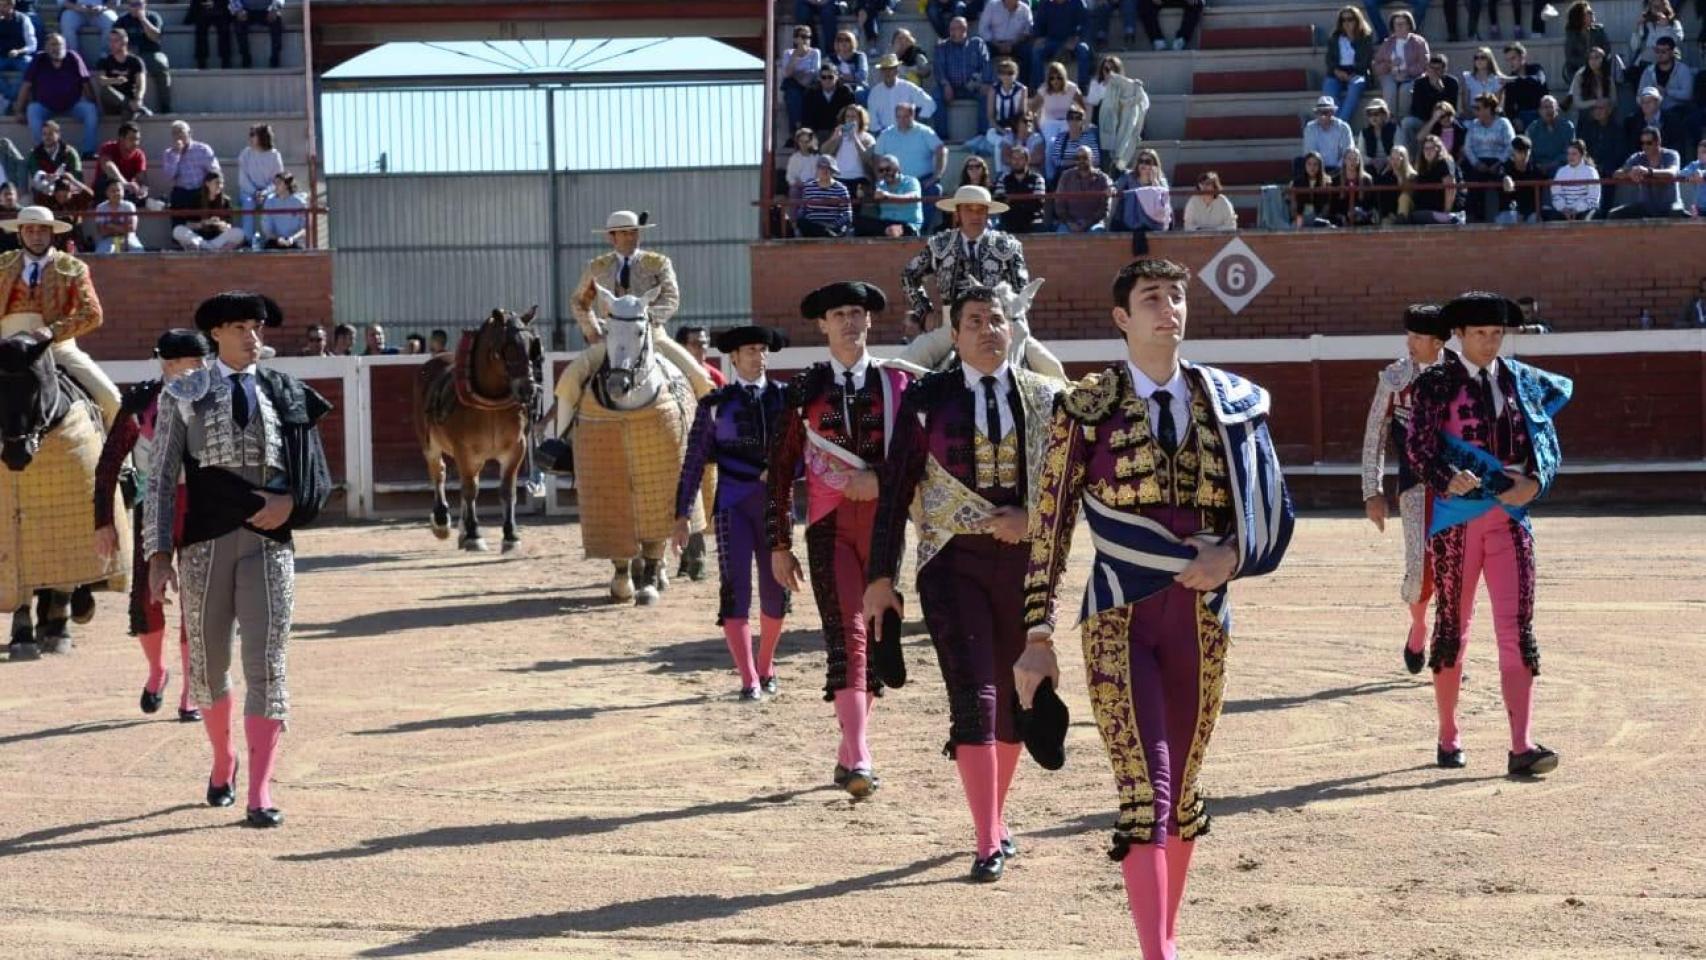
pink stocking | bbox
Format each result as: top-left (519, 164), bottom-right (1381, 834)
top-left (953, 744), bottom-right (1001, 858)
top-left (201, 695), bottom-right (236, 786)
top-left (1120, 845), bottom-right (1174, 960)
top-left (177, 637), bottom-right (194, 712)
top-left (721, 618), bottom-right (759, 690)
top-left (244, 715), bottom-right (283, 811)
top-left (1406, 600), bottom-right (1429, 654)
top-left (1165, 840), bottom-right (1195, 953)
top-left (1500, 664), bottom-right (1534, 754)
top-left (995, 741), bottom-right (1022, 843)
top-left (138, 628), bottom-right (166, 692)
top-left (833, 689), bottom-right (871, 771)
top-left (1434, 662), bottom-right (1464, 751)
top-left (757, 615), bottom-right (784, 679)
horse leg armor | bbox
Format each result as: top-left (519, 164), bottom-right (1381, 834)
top-left (35, 589), bottom-right (72, 654)
top-left (610, 560), bottom-right (635, 602)
top-left (8, 606), bottom-right (40, 660)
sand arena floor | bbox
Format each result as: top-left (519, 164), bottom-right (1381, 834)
top-left (1, 513), bottom-right (1703, 959)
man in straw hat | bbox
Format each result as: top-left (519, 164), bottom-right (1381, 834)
top-left (1361, 304), bottom-right (1448, 677)
top-left (554, 209), bottom-right (710, 437)
top-left (1017, 258), bottom-right (1294, 958)
top-left (866, 52), bottom-right (937, 133)
top-left (1404, 291), bottom-right (1571, 776)
top-left (767, 280), bottom-right (912, 799)
top-left (901, 184), bottom-right (1064, 378)
top-left (673, 324), bottom-right (793, 701)
top-left (0, 204), bottom-right (118, 424)
top-left (863, 283), bottom-right (1065, 883)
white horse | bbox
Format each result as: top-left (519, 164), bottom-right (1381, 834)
top-left (897, 278), bottom-right (1066, 379)
top-left (572, 285), bottom-right (701, 605)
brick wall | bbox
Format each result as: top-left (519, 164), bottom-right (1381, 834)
top-left (77, 251), bottom-right (334, 360)
top-left (750, 223), bottom-right (1706, 342)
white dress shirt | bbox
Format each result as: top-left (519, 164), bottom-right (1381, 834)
top-left (828, 353), bottom-right (871, 392)
top-left (1126, 361), bottom-right (1190, 438)
top-left (21, 249), bottom-right (49, 289)
top-left (734, 373), bottom-right (768, 393)
top-left (1454, 353), bottom-right (1507, 417)
top-left (865, 78), bottom-right (937, 132)
top-left (216, 357), bottom-right (260, 414)
top-left (963, 361), bottom-right (1015, 439)
top-left (978, 0), bottom-right (1033, 45)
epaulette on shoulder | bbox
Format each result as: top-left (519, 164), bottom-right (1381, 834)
top-left (51, 253), bottom-right (87, 277)
top-left (785, 362), bottom-right (832, 406)
top-left (1059, 366), bottom-right (1119, 424)
top-left (120, 378), bottom-right (163, 416)
top-left (902, 366), bottom-right (959, 409)
top-left (636, 250), bottom-right (670, 268)
top-left (702, 383), bottom-right (742, 408)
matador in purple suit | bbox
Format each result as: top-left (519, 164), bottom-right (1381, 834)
top-left (674, 325), bottom-right (793, 701)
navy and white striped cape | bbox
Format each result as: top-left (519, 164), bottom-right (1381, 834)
top-left (1078, 362), bottom-right (1295, 629)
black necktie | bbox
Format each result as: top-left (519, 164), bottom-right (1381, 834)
top-left (230, 373), bottom-right (250, 428)
top-left (1479, 370), bottom-right (1512, 461)
top-left (980, 374), bottom-right (1002, 440)
top-left (747, 384), bottom-right (765, 442)
top-left (1153, 389), bottom-right (1178, 454)
top-left (841, 370), bottom-right (856, 438)
top-left (25, 261), bottom-right (39, 288)
top-left (617, 256), bottom-right (631, 290)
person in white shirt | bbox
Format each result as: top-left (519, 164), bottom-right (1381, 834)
top-left (1181, 170), bottom-right (1237, 230)
top-left (1544, 138), bottom-right (1601, 219)
top-left (865, 53), bottom-right (937, 132)
top-left (92, 176), bottom-right (141, 251)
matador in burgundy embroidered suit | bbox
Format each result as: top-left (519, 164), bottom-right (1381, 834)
top-left (1405, 292), bottom-right (1571, 777)
top-left (767, 281), bottom-right (910, 799)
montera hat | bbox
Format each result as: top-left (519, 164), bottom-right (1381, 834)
top-left (935, 184), bottom-right (1010, 215)
top-left (192, 290), bottom-right (270, 333)
top-left (713, 325), bottom-right (790, 353)
top-left (597, 210), bottom-right (654, 233)
top-left (1439, 291), bottom-right (1524, 329)
top-left (801, 280), bottom-right (888, 319)
top-left (0, 205), bottom-right (72, 234)
top-left (1015, 678), bottom-right (1069, 771)
top-left (1402, 303), bottom-right (1446, 338)
top-left (154, 328), bottom-right (211, 360)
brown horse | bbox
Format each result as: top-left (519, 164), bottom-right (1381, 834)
top-left (410, 307), bottom-right (543, 552)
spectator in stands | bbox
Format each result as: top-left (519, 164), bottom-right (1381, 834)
top-left (1303, 94), bottom-right (1355, 172)
top-left (1137, 0), bottom-right (1203, 51)
top-left (823, 103), bottom-right (876, 195)
top-left (856, 153), bottom-right (924, 236)
top-left (15, 32), bottom-right (100, 154)
top-left (1362, 98), bottom-right (1399, 172)
top-left (947, 155), bottom-right (997, 230)
top-left (1461, 46), bottom-right (1506, 116)
top-left (1182, 170), bottom-right (1237, 230)
top-left (331, 322), bottom-right (355, 356)
top-left (1089, 0), bottom-right (1131, 49)
top-left (979, 0), bottom-right (1032, 83)
top-left (1495, 135), bottom-right (1544, 220)
top-left (779, 25), bottom-right (820, 135)
top-left (259, 170), bottom-right (307, 249)
top-left (1546, 138), bottom-right (1602, 218)
top-left (1089, 54), bottom-right (1149, 175)
top-left (1341, 146), bottom-right (1378, 223)
top-left (1676, 276), bottom-right (1706, 326)
top-left (995, 143), bottom-right (1046, 231)
top-left (980, 58), bottom-right (1028, 153)
top-left (826, 30), bottom-right (870, 102)
top-left (1323, 7), bottom-right (1374, 122)
top-left (1579, 101), bottom-right (1628, 212)
top-left (1410, 134), bottom-right (1461, 223)
top-left (1566, 45), bottom-right (1616, 121)
top-left (1638, 36), bottom-right (1693, 120)
top-left (404, 333), bottom-right (426, 355)
top-left (866, 53), bottom-right (936, 132)
top-left (162, 119), bottom-right (220, 223)
top-left (927, 0), bottom-right (986, 39)
top-left (1053, 143), bottom-right (1112, 231)
top-left (1611, 124), bottom-right (1686, 217)
top-left (1115, 146), bottom-right (1170, 231)
top-left (992, 110), bottom-right (1044, 176)
top-left (1032, 0), bottom-right (1092, 90)
top-left (232, 0), bottom-right (285, 70)
top-left (302, 323), bottom-right (327, 355)
top-left (172, 169), bottom-right (245, 250)
top-left (1628, 0), bottom-right (1684, 79)
top-left (1373, 12), bottom-right (1429, 120)
top-left (1462, 92), bottom-right (1515, 219)
top-left (1291, 150), bottom-right (1342, 227)
top-left (1501, 42), bottom-right (1547, 129)
top-left (0, 182), bottom-right (17, 248)
top-left (185, 0), bottom-right (232, 70)
top-left (1681, 138), bottom-right (1706, 213)
top-left (935, 16), bottom-right (991, 137)
top-left (40, 171), bottom-right (91, 248)
top-left (428, 329), bottom-right (448, 353)
top-left (1627, 86), bottom-right (1683, 151)
top-left (1030, 60), bottom-right (1084, 142)
top-left (27, 118), bottom-right (78, 195)
top-left (94, 26), bottom-right (146, 119)
top-left (852, 0), bottom-right (894, 46)
top-left (786, 128), bottom-right (821, 216)
top-left (1372, 143), bottom-right (1411, 222)
top-left (674, 325), bottom-right (725, 387)
top-left (803, 66), bottom-right (856, 141)
top-left (1527, 96), bottom-right (1574, 173)
top-left (788, 0), bottom-right (835, 54)
top-left (91, 176), bottom-right (139, 251)
top-left (797, 155), bottom-right (854, 237)
top-left (1562, 1), bottom-right (1611, 83)
top-left (58, 0), bottom-right (115, 50)
top-left (1420, 99), bottom-right (1467, 159)
top-left (892, 29), bottom-right (932, 87)
top-left (113, 0), bottom-right (168, 113)
top-left (92, 120), bottom-right (145, 201)
top-left (0, 0), bottom-right (38, 115)
top-left (365, 323), bottom-right (398, 356)
top-left (874, 100), bottom-right (948, 222)
top-left (1404, 53), bottom-right (1458, 149)
top-left (239, 122), bottom-right (283, 240)
top-left (1044, 103), bottom-right (1099, 185)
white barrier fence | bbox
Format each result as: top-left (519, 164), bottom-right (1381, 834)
top-left (95, 328), bottom-right (1705, 519)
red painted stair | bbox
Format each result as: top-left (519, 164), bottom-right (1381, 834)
top-left (1199, 25), bottom-right (1314, 50)
top-left (1173, 159), bottom-right (1294, 187)
top-left (1184, 115), bottom-right (1302, 140)
top-left (1191, 69), bottom-right (1310, 94)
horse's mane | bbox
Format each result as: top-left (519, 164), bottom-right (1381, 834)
top-left (0, 335), bottom-right (71, 434)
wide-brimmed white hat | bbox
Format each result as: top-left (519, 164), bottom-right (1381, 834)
top-left (935, 184), bottom-right (1009, 215)
top-left (595, 210), bottom-right (654, 234)
top-left (0, 206), bottom-right (72, 234)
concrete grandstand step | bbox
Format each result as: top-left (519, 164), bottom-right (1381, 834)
top-left (1199, 24), bottom-right (1315, 50)
top-left (1184, 113), bottom-right (1304, 139)
top-left (66, 25), bottom-right (307, 71)
top-left (41, 1), bottom-right (305, 28)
